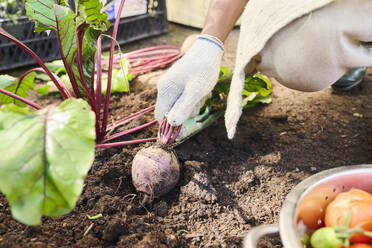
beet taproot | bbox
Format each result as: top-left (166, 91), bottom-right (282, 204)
top-left (131, 145), bottom-right (180, 202)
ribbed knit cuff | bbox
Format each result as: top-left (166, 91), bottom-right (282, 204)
top-left (197, 34), bottom-right (224, 52)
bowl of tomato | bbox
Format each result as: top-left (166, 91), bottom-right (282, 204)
top-left (243, 164), bottom-right (372, 248)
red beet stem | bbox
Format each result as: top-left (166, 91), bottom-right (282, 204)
top-left (95, 137), bottom-right (157, 148)
top-left (157, 118), bottom-right (166, 139)
top-left (107, 105), bottom-right (155, 131)
top-left (103, 120), bottom-right (157, 143)
top-left (124, 49), bottom-right (179, 58)
top-left (101, 0), bottom-right (127, 139)
top-left (127, 53), bottom-right (179, 64)
top-left (100, 45), bottom-right (182, 76)
top-left (129, 54), bottom-right (182, 75)
top-left (123, 45), bottom-right (180, 57)
top-left (157, 118), bottom-right (182, 144)
top-left (108, 51), bottom-right (179, 66)
top-left (0, 88), bottom-right (42, 109)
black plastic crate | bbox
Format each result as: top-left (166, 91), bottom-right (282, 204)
top-left (0, 36), bottom-right (60, 72)
top-left (0, 17), bottom-right (60, 71)
top-left (0, 0), bottom-right (168, 72)
top-left (0, 17), bottom-right (55, 42)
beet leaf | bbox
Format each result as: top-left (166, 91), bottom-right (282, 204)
top-left (0, 99), bottom-right (95, 225)
top-left (203, 67), bottom-right (272, 112)
top-left (76, 0), bottom-right (110, 31)
top-left (25, 0), bottom-right (60, 33)
top-left (0, 73), bottom-right (36, 106)
top-left (242, 73), bottom-right (272, 109)
top-left (54, 5), bottom-right (77, 64)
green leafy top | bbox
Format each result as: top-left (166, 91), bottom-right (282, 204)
top-left (25, 0), bottom-right (109, 81)
top-left (54, 5), bottom-right (78, 64)
top-left (0, 99), bottom-right (96, 225)
top-left (0, 73), bottom-right (36, 106)
top-left (76, 0), bottom-right (110, 31)
top-left (204, 66), bottom-right (272, 111)
top-left (26, 0), bottom-right (108, 32)
top-left (25, 0), bottom-right (62, 33)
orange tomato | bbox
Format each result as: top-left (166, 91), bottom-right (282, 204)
top-left (295, 185), bottom-right (341, 229)
top-left (325, 189), bottom-right (372, 244)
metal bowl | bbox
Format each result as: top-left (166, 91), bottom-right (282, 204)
top-left (243, 164), bottom-right (372, 248)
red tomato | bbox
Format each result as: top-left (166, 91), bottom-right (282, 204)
top-left (295, 185), bottom-right (340, 229)
top-left (325, 189), bottom-right (372, 244)
top-left (346, 244), bottom-right (372, 248)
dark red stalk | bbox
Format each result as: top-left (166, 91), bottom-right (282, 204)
top-left (164, 124), bottom-right (173, 141)
top-left (19, 68), bottom-right (73, 98)
top-left (107, 105), bottom-right (155, 131)
top-left (0, 88), bottom-right (42, 109)
top-left (123, 45), bottom-right (181, 57)
top-left (101, 0), bottom-right (126, 137)
top-left (90, 54), bottom-right (96, 98)
top-left (158, 118), bottom-right (182, 144)
top-left (127, 55), bottom-right (179, 70)
top-left (130, 54), bottom-right (182, 75)
top-left (127, 53), bottom-right (179, 65)
top-left (101, 46), bottom-right (182, 76)
top-left (103, 53), bottom-right (180, 73)
top-left (106, 55), bottom-right (166, 68)
top-left (95, 36), bottom-right (103, 141)
top-left (76, 26), bottom-right (96, 107)
top-left (103, 120), bottom-right (157, 143)
top-left (124, 49), bottom-right (179, 58)
top-left (0, 28), bottom-right (69, 99)
top-left (95, 137), bottom-right (157, 148)
top-left (54, 24), bottom-right (81, 98)
top-left (13, 68), bottom-right (41, 100)
top-left (157, 118), bottom-right (166, 139)
top-left (104, 51), bottom-right (181, 66)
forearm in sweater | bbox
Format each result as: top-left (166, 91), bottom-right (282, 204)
top-left (202, 0), bottom-right (248, 42)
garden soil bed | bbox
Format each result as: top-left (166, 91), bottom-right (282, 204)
top-left (1, 24), bottom-right (372, 248)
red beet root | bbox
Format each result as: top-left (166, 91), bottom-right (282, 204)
top-left (131, 145), bottom-right (180, 202)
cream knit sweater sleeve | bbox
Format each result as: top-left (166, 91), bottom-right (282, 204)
top-left (225, 0), bottom-right (335, 139)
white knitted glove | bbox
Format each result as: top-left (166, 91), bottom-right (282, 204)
top-left (155, 34), bottom-right (224, 126)
top-left (258, 0), bottom-right (372, 92)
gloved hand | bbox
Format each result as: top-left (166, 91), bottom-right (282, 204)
top-left (155, 34), bottom-right (224, 126)
top-left (257, 0), bottom-right (372, 92)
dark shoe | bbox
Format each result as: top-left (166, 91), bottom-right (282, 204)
top-left (331, 67), bottom-right (367, 91)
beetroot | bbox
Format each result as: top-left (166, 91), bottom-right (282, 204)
top-left (131, 118), bottom-right (182, 203)
top-left (130, 111), bottom-right (221, 203)
top-left (132, 145), bottom-right (180, 202)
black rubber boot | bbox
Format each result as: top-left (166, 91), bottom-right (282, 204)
top-left (331, 67), bottom-right (367, 91)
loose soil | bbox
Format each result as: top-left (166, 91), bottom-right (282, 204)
top-left (1, 24), bottom-right (372, 248)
